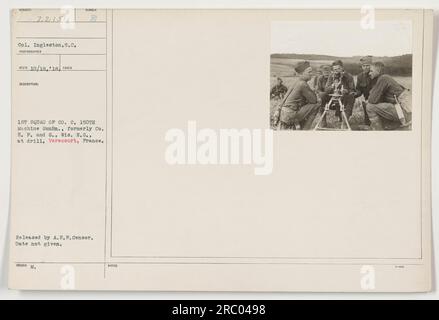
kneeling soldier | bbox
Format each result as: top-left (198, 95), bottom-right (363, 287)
top-left (316, 65), bottom-right (331, 99)
top-left (273, 61), bottom-right (320, 130)
top-left (270, 77), bottom-right (288, 100)
top-left (366, 61), bottom-right (411, 130)
top-left (355, 55), bottom-right (375, 125)
top-left (322, 60), bottom-right (356, 122)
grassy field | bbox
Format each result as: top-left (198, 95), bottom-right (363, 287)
top-left (270, 58), bottom-right (412, 130)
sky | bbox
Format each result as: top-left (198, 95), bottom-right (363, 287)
top-left (271, 21), bottom-right (412, 57)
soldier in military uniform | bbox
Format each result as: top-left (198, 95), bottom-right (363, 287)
top-left (321, 60), bottom-right (356, 123)
top-left (270, 77), bottom-right (288, 100)
top-left (354, 55), bottom-right (375, 125)
top-left (315, 65), bottom-right (331, 101)
top-left (273, 61), bottom-right (320, 130)
top-left (366, 61), bottom-right (411, 130)
top-left (312, 65), bottom-right (331, 127)
top-left (309, 69), bottom-right (322, 92)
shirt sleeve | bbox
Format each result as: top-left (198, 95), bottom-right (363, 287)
top-left (346, 75), bottom-right (355, 93)
top-left (354, 74), bottom-right (367, 98)
top-left (324, 75), bottom-right (334, 93)
top-left (300, 82), bottom-right (317, 104)
top-left (368, 76), bottom-right (388, 104)
top-left (354, 76), bottom-right (362, 97)
top-left (317, 76), bottom-right (326, 93)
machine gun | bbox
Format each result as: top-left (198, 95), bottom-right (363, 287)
top-left (313, 82), bottom-right (351, 131)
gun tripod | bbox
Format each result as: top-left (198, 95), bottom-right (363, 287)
top-left (313, 93), bottom-right (351, 131)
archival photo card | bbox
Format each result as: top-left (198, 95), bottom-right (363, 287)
top-left (8, 9), bottom-right (433, 292)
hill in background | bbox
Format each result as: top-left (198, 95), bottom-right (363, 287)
top-left (271, 53), bottom-right (412, 77)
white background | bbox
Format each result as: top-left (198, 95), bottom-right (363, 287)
top-left (0, 0), bottom-right (438, 300)
top-left (271, 21), bottom-right (412, 56)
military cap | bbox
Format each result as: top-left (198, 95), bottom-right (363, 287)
top-left (294, 60), bottom-right (310, 74)
top-left (360, 55), bottom-right (373, 65)
top-left (331, 60), bottom-right (343, 67)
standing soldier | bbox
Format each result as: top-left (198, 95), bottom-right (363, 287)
top-left (270, 77), bottom-right (288, 100)
top-left (273, 61), bottom-right (320, 130)
top-left (355, 55), bottom-right (374, 125)
top-left (366, 61), bottom-right (411, 130)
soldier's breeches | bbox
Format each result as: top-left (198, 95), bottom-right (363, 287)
top-left (366, 102), bottom-right (403, 130)
top-left (280, 103), bottom-right (320, 130)
top-left (341, 93), bottom-right (355, 118)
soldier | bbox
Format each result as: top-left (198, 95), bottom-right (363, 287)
top-left (355, 55), bottom-right (374, 125)
top-left (366, 61), bottom-right (411, 130)
top-left (313, 65), bottom-right (332, 127)
top-left (273, 61), bottom-right (320, 130)
top-left (309, 69), bottom-right (322, 92)
top-left (316, 65), bottom-right (331, 99)
top-left (322, 60), bottom-right (356, 122)
top-left (270, 77), bottom-right (288, 100)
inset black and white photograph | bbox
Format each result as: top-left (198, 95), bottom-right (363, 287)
top-left (270, 21), bottom-right (412, 131)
